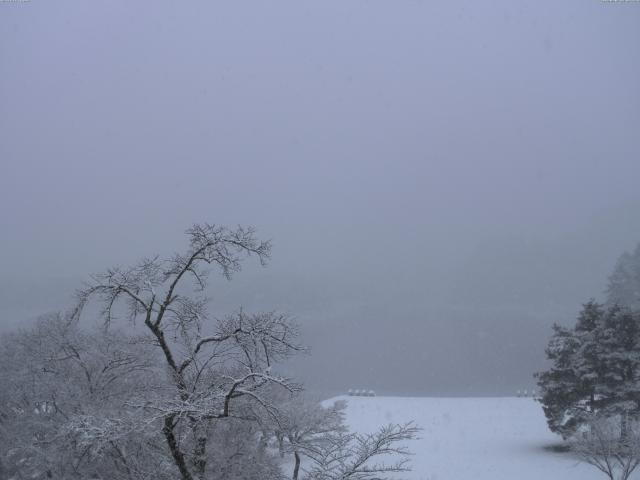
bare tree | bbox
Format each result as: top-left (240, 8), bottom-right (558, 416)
top-left (271, 396), bottom-right (347, 480)
top-left (0, 313), bottom-right (165, 480)
top-left (72, 223), bottom-right (304, 480)
top-left (571, 416), bottom-right (640, 480)
top-left (2, 224), bottom-right (420, 480)
top-left (303, 422), bottom-right (420, 480)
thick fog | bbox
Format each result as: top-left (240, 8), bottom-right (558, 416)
top-left (1, 0), bottom-right (639, 396)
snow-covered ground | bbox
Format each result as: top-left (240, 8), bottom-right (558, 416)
top-left (328, 395), bottom-right (624, 480)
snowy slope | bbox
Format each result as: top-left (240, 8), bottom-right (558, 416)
top-left (327, 395), bottom-right (629, 480)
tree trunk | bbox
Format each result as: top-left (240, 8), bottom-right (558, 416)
top-left (193, 434), bottom-right (208, 480)
top-left (277, 433), bottom-right (285, 458)
top-left (163, 415), bottom-right (194, 480)
top-left (292, 451), bottom-right (301, 480)
top-left (621, 412), bottom-right (629, 443)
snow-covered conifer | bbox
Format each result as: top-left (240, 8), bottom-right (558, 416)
top-left (537, 300), bottom-right (640, 439)
top-left (606, 243), bottom-right (640, 311)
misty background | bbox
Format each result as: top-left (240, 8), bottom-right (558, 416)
top-left (1, 0), bottom-right (639, 397)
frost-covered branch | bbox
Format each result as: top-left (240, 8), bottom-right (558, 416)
top-left (571, 416), bottom-right (640, 480)
top-left (303, 422), bottom-right (420, 480)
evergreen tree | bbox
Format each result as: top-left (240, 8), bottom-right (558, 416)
top-left (607, 243), bottom-right (640, 310)
top-left (536, 301), bottom-right (640, 439)
top-left (536, 321), bottom-right (584, 438)
top-left (596, 306), bottom-right (640, 437)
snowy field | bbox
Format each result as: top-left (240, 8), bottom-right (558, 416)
top-left (327, 395), bottom-right (626, 480)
